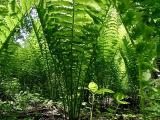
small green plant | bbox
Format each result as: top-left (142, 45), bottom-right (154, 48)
top-left (88, 82), bottom-right (114, 120)
top-left (114, 92), bottom-right (129, 105)
top-left (105, 93), bottom-right (129, 119)
top-left (1, 78), bottom-right (21, 98)
top-left (14, 91), bottom-right (43, 110)
top-left (114, 93), bottom-right (129, 115)
top-left (142, 79), bottom-right (160, 119)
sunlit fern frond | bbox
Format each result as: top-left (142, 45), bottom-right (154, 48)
top-left (0, 0), bottom-right (39, 51)
top-left (98, 5), bottom-right (119, 62)
top-left (34, 0), bottom-right (104, 119)
top-left (96, 5), bottom-right (122, 90)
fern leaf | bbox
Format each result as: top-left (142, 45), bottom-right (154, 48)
top-left (98, 5), bottom-right (119, 62)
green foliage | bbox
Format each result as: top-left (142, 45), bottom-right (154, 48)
top-left (120, 38), bottom-right (139, 94)
top-left (14, 91), bottom-right (43, 110)
top-left (0, 0), bottom-right (160, 119)
top-left (0, 100), bottom-right (14, 112)
top-left (114, 93), bottom-right (129, 105)
top-left (0, 0), bottom-right (39, 51)
top-left (96, 88), bottom-right (115, 95)
top-left (34, 0), bottom-right (107, 119)
top-left (88, 82), bottom-right (114, 120)
top-left (142, 79), bottom-right (160, 119)
top-left (1, 78), bottom-right (20, 97)
top-left (96, 4), bottom-right (123, 91)
top-left (88, 82), bottom-right (98, 93)
top-left (88, 82), bottom-right (114, 95)
top-left (0, 78), bottom-right (44, 120)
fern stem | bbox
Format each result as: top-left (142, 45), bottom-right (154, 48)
top-left (90, 93), bottom-right (95, 120)
top-left (138, 59), bottom-right (146, 120)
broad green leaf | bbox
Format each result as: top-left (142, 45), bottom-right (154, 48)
top-left (117, 100), bottom-right (129, 105)
top-left (114, 93), bottom-right (127, 101)
top-left (152, 88), bottom-right (158, 92)
top-left (114, 93), bottom-right (129, 104)
top-left (96, 88), bottom-right (114, 94)
top-left (88, 82), bottom-right (98, 93)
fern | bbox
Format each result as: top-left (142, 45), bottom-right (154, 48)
top-left (0, 0), bottom-right (159, 119)
top-left (34, 0), bottom-right (101, 119)
top-left (0, 0), bottom-right (39, 51)
top-left (120, 38), bottom-right (139, 94)
top-left (96, 5), bottom-right (122, 91)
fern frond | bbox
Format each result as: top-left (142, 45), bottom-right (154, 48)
top-left (34, 0), bottom-right (101, 119)
top-left (98, 5), bottom-right (119, 62)
top-left (0, 0), bottom-right (39, 50)
top-left (95, 5), bottom-right (123, 91)
top-left (120, 38), bottom-right (139, 94)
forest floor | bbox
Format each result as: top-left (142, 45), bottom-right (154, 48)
top-left (0, 101), bottom-right (143, 120)
top-left (1, 102), bottom-right (64, 120)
